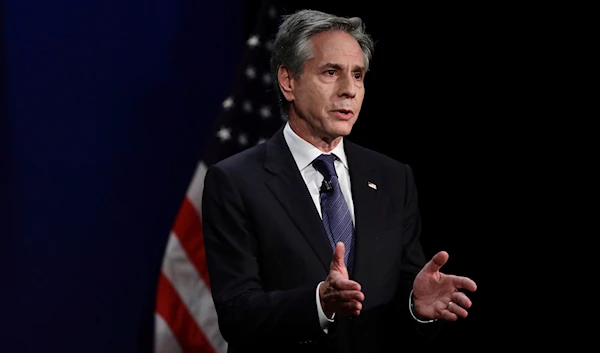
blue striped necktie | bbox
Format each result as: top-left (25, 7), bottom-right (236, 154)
top-left (312, 154), bottom-right (355, 273)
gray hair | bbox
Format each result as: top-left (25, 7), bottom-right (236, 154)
top-left (269, 9), bottom-right (375, 119)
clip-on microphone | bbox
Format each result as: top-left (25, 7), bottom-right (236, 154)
top-left (320, 179), bottom-right (333, 193)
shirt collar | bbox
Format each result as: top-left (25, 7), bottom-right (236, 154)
top-left (283, 122), bottom-right (349, 172)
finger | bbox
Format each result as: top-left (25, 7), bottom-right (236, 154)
top-left (454, 276), bottom-right (477, 292)
top-left (423, 251), bottom-right (449, 273)
top-left (336, 300), bottom-right (363, 316)
top-left (451, 291), bottom-right (473, 309)
top-left (436, 301), bottom-right (457, 321)
top-left (433, 300), bottom-right (457, 321)
top-left (330, 242), bottom-right (347, 272)
top-left (447, 301), bottom-right (469, 319)
top-left (335, 289), bottom-right (365, 302)
top-left (321, 288), bottom-right (363, 302)
top-left (439, 307), bottom-right (458, 321)
top-left (331, 278), bottom-right (361, 291)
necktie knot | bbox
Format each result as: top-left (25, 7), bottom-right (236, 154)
top-left (312, 154), bottom-right (337, 180)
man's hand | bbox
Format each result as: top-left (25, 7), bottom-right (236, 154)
top-left (412, 251), bottom-right (477, 321)
top-left (319, 242), bottom-right (364, 318)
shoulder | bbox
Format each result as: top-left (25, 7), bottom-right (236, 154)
top-left (211, 143), bottom-right (266, 173)
top-left (345, 139), bottom-right (412, 174)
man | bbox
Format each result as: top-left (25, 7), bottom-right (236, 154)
top-left (202, 9), bottom-right (477, 352)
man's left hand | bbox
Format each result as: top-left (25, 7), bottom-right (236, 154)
top-left (412, 251), bottom-right (477, 321)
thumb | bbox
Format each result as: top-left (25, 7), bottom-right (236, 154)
top-left (330, 242), bottom-right (347, 272)
top-left (423, 251), bottom-right (449, 273)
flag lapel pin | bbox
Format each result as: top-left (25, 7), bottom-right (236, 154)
top-left (368, 182), bottom-right (377, 190)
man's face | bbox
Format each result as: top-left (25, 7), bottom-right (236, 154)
top-left (283, 30), bottom-right (366, 142)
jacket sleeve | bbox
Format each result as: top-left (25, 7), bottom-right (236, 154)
top-left (395, 164), bottom-right (445, 337)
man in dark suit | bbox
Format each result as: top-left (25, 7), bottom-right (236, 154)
top-left (201, 9), bottom-right (477, 352)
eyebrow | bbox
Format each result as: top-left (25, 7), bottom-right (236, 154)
top-left (321, 62), bottom-right (365, 72)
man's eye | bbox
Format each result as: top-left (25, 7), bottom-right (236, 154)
top-left (326, 70), bottom-right (335, 75)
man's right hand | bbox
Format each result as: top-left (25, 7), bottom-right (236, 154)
top-left (319, 242), bottom-right (364, 318)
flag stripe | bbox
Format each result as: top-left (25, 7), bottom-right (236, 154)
top-left (155, 272), bottom-right (215, 353)
top-left (172, 196), bottom-right (210, 287)
top-left (162, 230), bottom-right (226, 352)
top-left (154, 313), bottom-right (184, 353)
top-left (185, 161), bottom-right (208, 217)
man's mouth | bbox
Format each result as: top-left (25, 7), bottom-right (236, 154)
top-left (331, 109), bottom-right (354, 120)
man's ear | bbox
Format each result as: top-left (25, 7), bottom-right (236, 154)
top-left (277, 66), bottom-right (294, 102)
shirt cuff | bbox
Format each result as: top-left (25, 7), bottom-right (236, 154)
top-left (409, 289), bottom-right (437, 323)
top-left (316, 281), bottom-right (335, 331)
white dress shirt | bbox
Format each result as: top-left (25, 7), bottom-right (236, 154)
top-left (282, 123), bottom-right (433, 333)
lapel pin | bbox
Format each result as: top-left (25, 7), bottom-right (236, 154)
top-left (368, 182), bottom-right (377, 190)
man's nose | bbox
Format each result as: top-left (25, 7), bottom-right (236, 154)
top-left (337, 74), bottom-right (356, 98)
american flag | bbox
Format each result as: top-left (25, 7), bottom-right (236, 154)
top-left (153, 1), bottom-right (286, 352)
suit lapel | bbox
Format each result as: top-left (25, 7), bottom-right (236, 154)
top-left (344, 140), bottom-right (379, 282)
top-left (263, 128), bottom-right (332, 273)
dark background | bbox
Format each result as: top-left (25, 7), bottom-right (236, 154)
top-left (1, 0), bottom-right (544, 351)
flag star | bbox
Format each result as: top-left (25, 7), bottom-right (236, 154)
top-left (247, 35), bottom-right (260, 48)
top-left (238, 133), bottom-right (248, 146)
top-left (222, 96), bottom-right (234, 110)
top-left (262, 73), bottom-right (272, 85)
top-left (257, 137), bottom-right (267, 145)
top-left (259, 105), bottom-right (272, 119)
top-left (217, 126), bottom-right (232, 142)
top-left (245, 66), bottom-right (256, 79)
top-left (242, 100), bottom-right (253, 112)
